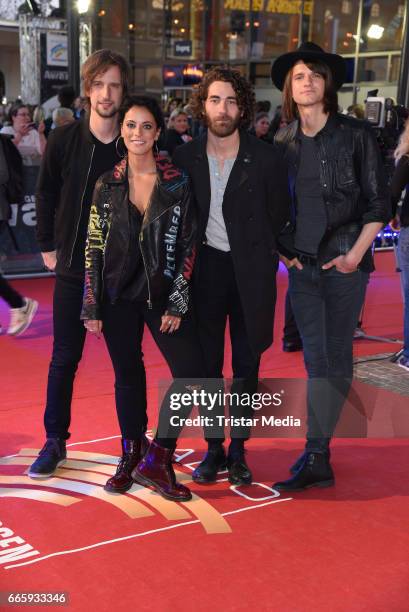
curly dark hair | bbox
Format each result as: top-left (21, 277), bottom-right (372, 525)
top-left (118, 95), bottom-right (166, 132)
top-left (190, 68), bottom-right (255, 130)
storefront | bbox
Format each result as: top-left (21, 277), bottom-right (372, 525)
top-left (91, 0), bottom-right (407, 109)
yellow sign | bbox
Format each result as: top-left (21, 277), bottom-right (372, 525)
top-left (224, 0), bottom-right (313, 15)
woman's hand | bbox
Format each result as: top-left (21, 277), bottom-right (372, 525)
top-left (160, 312), bottom-right (181, 334)
top-left (84, 319), bottom-right (103, 338)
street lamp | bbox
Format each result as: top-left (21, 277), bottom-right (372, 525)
top-left (67, 0), bottom-right (90, 94)
top-left (77, 0), bottom-right (90, 14)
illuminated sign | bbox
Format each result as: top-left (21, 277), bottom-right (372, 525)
top-left (223, 0), bottom-right (313, 15)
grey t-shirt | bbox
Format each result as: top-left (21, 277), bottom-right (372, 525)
top-left (205, 155), bottom-right (236, 252)
top-left (294, 132), bottom-right (327, 256)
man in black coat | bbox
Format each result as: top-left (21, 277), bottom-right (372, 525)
top-left (29, 50), bottom-right (130, 478)
top-left (173, 68), bottom-right (290, 485)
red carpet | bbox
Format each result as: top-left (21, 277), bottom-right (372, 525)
top-left (1, 252), bottom-right (408, 611)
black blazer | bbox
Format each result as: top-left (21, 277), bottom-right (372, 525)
top-left (173, 130), bottom-right (291, 354)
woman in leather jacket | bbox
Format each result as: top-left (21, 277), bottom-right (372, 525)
top-left (81, 96), bottom-right (204, 502)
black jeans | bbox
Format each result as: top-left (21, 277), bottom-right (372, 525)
top-left (288, 264), bottom-right (369, 451)
top-left (44, 274), bottom-right (86, 439)
top-left (194, 245), bottom-right (260, 442)
top-left (0, 274), bottom-right (24, 308)
top-left (44, 274), bottom-right (205, 445)
top-left (283, 288), bottom-right (301, 344)
top-left (101, 297), bottom-right (205, 446)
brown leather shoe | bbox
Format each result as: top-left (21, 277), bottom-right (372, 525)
top-left (132, 439), bottom-right (192, 501)
top-left (104, 435), bottom-right (149, 493)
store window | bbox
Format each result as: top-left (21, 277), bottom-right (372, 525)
top-left (360, 1), bottom-right (405, 53)
top-left (165, 0), bottom-right (204, 61)
top-left (308, 0), bottom-right (360, 54)
top-left (95, 0), bottom-right (128, 56)
top-left (357, 56), bottom-right (388, 82)
top-left (128, 0), bottom-right (165, 61)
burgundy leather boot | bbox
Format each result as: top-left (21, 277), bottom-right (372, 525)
top-left (131, 439), bottom-right (192, 501)
top-left (104, 435), bottom-right (149, 493)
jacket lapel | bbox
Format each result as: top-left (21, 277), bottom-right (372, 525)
top-left (223, 131), bottom-right (251, 206)
top-left (190, 134), bottom-right (211, 220)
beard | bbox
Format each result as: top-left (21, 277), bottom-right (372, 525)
top-left (206, 113), bottom-right (241, 137)
top-left (94, 101), bottom-right (119, 119)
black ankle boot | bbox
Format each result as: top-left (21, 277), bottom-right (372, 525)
top-left (192, 443), bottom-right (227, 484)
top-left (104, 435), bottom-right (149, 493)
top-left (273, 452), bottom-right (334, 492)
top-left (290, 448), bottom-right (331, 474)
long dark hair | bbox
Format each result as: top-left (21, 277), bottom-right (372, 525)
top-left (282, 60), bottom-right (338, 122)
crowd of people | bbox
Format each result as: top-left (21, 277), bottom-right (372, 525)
top-left (0, 41), bottom-right (407, 500)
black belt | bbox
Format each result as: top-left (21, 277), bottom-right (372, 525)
top-left (297, 253), bottom-right (318, 266)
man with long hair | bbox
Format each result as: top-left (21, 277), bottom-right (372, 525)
top-left (271, 42), bottom-right (390, 491)
top-left (29, 50), bottom-right (130, 478)
top-left (173, 68), bottom-right (290, 485)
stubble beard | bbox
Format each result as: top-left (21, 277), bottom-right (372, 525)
top-left (94, 102), bottom-right (120, 119)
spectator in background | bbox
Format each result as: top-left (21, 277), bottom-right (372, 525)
top-left (0, 105), bottom-right (6, 128)
top-left (250, 112), bottom-right (273, 143)
top-left (391, 117), bottom-right (409, 371)
top-left (52, 107), bottom-right (75, 129)
top-left (162, 108), bottom-right (192, 155)
top-left (44, 85), bottom-right (77, 136)
top-left (0, 103), bottom-right (46, 166)
top-left (73, 96), bottom-right (86, 119)
top-left (255, 100), bottom-right (271, 114)
top-left (33, 106), bottom-right (45, 125)
top-left (347, 104), bottom-right (365, 120)
top-left (269, 106), bottom-right (289, 139)
top-left (0, 133), bottom-right (38, 334)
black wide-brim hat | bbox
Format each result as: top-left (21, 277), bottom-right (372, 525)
top-left (271, 41), bottom-right (347, 91)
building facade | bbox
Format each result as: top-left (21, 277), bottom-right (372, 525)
top-left (0, 1), bottom-right (407, 109)
top-left (91, 0), bottom-right (408, 110)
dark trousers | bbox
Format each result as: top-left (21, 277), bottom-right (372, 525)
top-left (44, 273), bottom-right (205, 445)
top-left (194, 245), bottom-right (260, 442)
top-left (0, 274), bottom-right (24, 308)
top-left (283, 289), bottom-right (301, 344)
top-left (288, 264), bottom-right (369, 451)
top-left (44, 274), bottom-right (86, 439)
top-left (102, 298), bottom-right (205, 446)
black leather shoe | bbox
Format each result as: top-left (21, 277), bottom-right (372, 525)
top-left (227, 451), bottom-right (252, 485)
top-left (290, 448), bottom-right (331, 474)
top-left (28, 438), bottom-right (67, 478)
top-left (192, 446), bottom-right (227, 483)
top-left (273, 452), bottom-right (334, 492)
top-left (282, 340), bottom-right (303, 352)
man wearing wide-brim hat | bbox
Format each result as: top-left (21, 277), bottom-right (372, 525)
top-left (270, 42), bottom-right (391, 492)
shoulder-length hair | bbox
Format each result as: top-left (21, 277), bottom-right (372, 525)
top-left (281, 60), bottom-right (339, 122)
top-left (81, 49), bottom-right (130, 105)
top-left (190, 67), bottom-right (255, 130)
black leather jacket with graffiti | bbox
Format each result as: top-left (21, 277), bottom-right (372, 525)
top-left (81, 155), bottom-right (197, 321)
